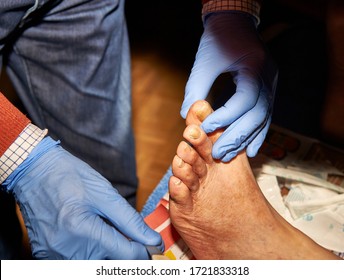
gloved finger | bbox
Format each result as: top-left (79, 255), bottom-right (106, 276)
top-left (220, 116), bottom-right (270, 162)
top-left (201, 69), bottom-right (261, 133)
top-left (220, 115), bottom-right (271, 162)
top-left (219, 124), bottom-right (262, 162)
top-left (97, 220), bottom-right (152, 260)
top-left (74, 213), bottom-right (152, 260)
top-left (181, 57), bottom-right (223, 119)
top-left (246, 117), bottom-right (272, 157)
top-left (93, 186), bottom-right (163, 248)
top-left (212, 93), bottom-right (270, 160)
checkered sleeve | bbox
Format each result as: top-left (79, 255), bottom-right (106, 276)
top-left (0, 92), bottom-right (47, 184)
top-left (202, 0), bottom-right (261, 25)
top-left (0, 124), bottom-right (48, 184)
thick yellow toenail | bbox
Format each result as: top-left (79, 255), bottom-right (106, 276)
top-left (195, 102), bottom-right (212, 121)
top-left (196, 111), bottom-right (206, 121)
top-left (189, 127), bottom-right (201, 139)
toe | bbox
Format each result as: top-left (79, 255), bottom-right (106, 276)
top-left (186, 100), bottom-right (213, 126)
top-left (176, 141), bottom-right (207, 178)
top-left (168, 175), bottom-right (193, 206)
top-left (183, 125), bottom-right (213, 164)
top-left (172, 155), bottom-right (200, 191)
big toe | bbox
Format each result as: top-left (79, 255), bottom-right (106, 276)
top-left (186, 100), bottom-right (213, 126)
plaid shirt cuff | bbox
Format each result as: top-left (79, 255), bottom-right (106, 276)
top-left (0, 124), bottom-right (48, 184)
top-left (202, 0), bottom-right (261, 25)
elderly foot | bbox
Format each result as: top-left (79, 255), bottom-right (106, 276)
top-left (169, 101), bottom-right (338, 259)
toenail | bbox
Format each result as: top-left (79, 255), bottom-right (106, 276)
top-left (189, 127), bottom-right (201, 139)
top-left (196, 111), bottom-right (205, 121)
top-left (177, 157), bottom-right (184, 168)
top-left (183, 141), bottom-right (193, 150)
top-left (196, 105), bottom-right (207, 121)
top-left (174, 178), bottom-right (181, 185)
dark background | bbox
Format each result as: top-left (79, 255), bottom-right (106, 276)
top-left (125, 0), bottom-right (340, 148)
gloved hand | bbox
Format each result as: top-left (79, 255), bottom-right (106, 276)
top-left (3, 137), bottom-right (163, 259)
top-left (181, 12), bottom-right (278, 161)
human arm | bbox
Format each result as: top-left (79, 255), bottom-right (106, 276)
top-left (0, 92), bottom-right (163, 259)
top-left (181, 0), bottom-right (278, 161)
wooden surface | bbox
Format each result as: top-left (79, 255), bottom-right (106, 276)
top-left (131, 51), bottom-right (187, 211)
top-left (126, 1), bottom-right (203, 211)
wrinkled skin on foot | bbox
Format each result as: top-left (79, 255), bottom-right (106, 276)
top-left (169, 101), bottom-right (339, 260)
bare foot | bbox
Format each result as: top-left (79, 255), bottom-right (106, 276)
top-left (169, 100), bottom-right (339, 259)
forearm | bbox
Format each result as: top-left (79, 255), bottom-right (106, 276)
top-left (0, 92), bottom-right (47, 184)
top-left (0, 92), bottom-right (30, 155)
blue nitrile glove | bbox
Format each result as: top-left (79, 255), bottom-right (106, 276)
top-left (181, 12), bottom-right (278, 161)
top-left (3, 137), bottom-right (163, 259)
